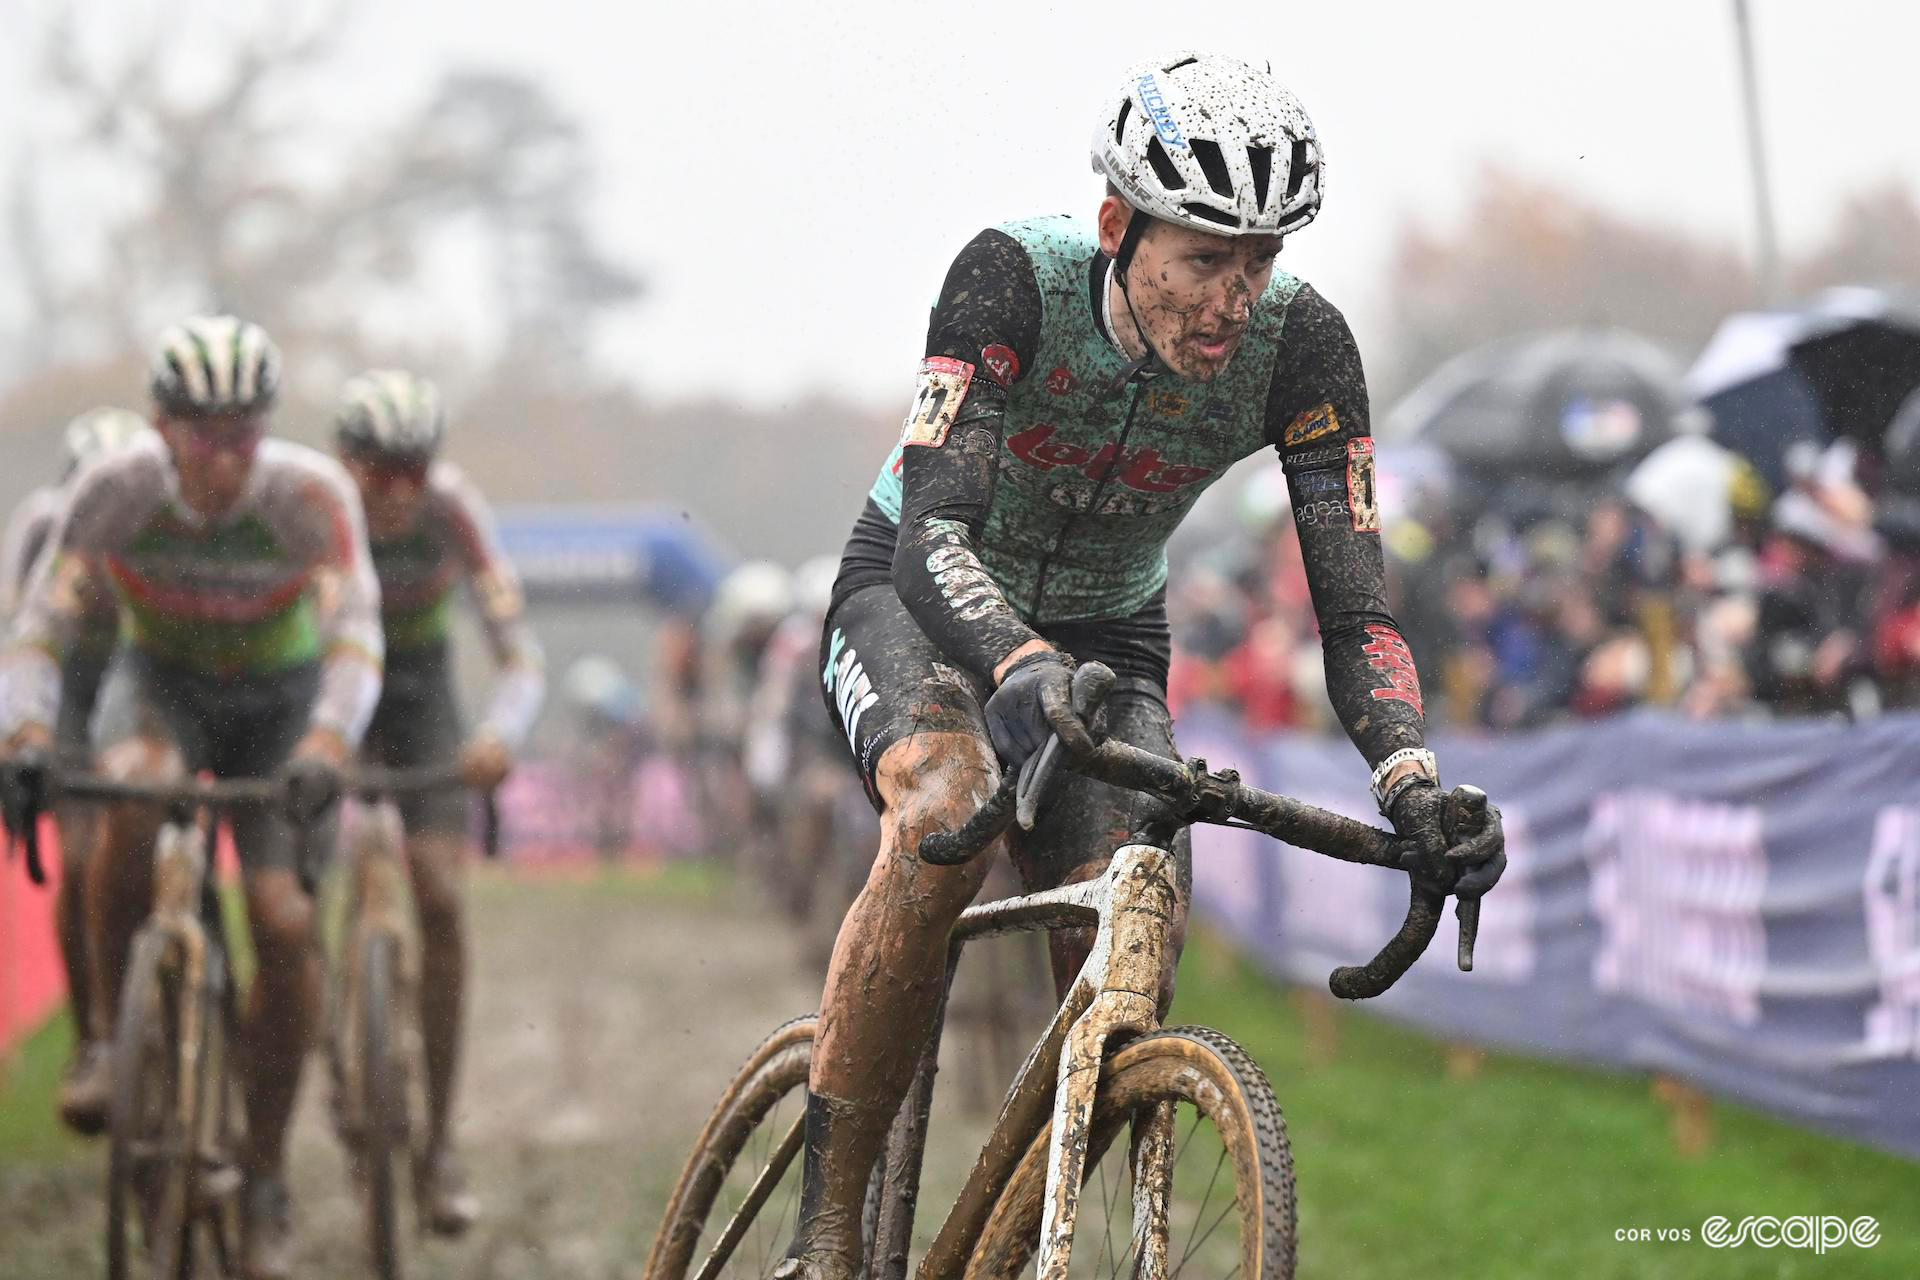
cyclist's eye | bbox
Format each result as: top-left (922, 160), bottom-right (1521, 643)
top-left (1191, 254), bottom-right (1218, 269)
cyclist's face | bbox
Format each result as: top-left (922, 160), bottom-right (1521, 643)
top-left (341, 454), bottom-right (430, 539)
top-left (1099, 196), bottom-right (1282, 382)
top-left (157, 410), bottom-right (267, 516)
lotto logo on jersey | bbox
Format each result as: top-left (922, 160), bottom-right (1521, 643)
top-left (1006, 423), bottom-right (1212, 494)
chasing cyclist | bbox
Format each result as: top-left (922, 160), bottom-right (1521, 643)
top-left (0, 316), bottom-right (385, 1280)
top-left (331, 368), bottom-right (546, 1235)
top-left (1, 407), bottom-right (152, 1130)
top-left (783, 54), bottom-right (1506, 1275)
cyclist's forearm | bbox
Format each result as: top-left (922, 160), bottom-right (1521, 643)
top-left (478, 658), bottom-right (545, 750)
top-left (1320, 615), bottom-right (1427, 765)
top-left (892, 514), bottom-right (1042, 682)
top-left (312, 642), bottom-right (383, 746)
top-left (0, 646), bottom-right (61, 741)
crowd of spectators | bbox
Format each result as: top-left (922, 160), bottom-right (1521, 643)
top-left (1169, 424), bottom-right (1920, 732)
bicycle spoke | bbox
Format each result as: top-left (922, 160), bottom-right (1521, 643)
top-left (1170, 1106), bottom-right (1204, 1176)
top-left (1174, 1152), bottom-right (1234, 1276)
top-left (1092, 1160), bottom-right (1115, 1280)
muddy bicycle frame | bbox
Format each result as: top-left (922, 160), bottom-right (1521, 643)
top-left (698, 728), bottom-right (1480, 1280)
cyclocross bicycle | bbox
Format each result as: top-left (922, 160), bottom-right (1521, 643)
top-left (643, 662), bottom-right (1499, 1280)
top-left (324, 766), bottom-right (497, 1280)
top-left (6, 768), bottom-right (291, 1280)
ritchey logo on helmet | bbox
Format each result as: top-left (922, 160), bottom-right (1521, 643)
top-left (1135, 73), bottom-right (1186, 149)
top-left (1094, 52), bottom-right (1324, 239)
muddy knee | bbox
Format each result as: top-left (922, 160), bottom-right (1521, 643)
top-left (245, 870), bottom-right (317, 967)
top-left (406, 832), bottom-right (467, 939)
top-left (869, 732), bottom-right (1002, 928)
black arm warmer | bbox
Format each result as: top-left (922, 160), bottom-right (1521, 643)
top-left (886, 229), bottom-right (1050, 682)
top-left (892, 384), bottom-right (1045, 680)
top-left (1268, 286), bottom-right (1428, 767)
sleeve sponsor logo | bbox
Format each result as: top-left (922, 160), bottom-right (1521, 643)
top-left (1281, 444), bottom-right (1345, 474)
top-left (1283, 402), bottom-right (1341, 448)
top-left (901, 357), bottom-right (974, 449)
top-left (1347, 438), bottom-right (1381, 532)
top-left (1293, 497), bottom-right (1350, 527)
top-left (1362, 623), bottom-right (1423, 716)
top-left (980, 344), bottom-right (1020, 388)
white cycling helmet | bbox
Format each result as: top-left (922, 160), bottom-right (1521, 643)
top-left (335, 370), bottom-right (447, 460)
top-left (1092, 53), bottom-right (1323, 242)
top-left (148, 314), bottom-right (281, 417)
top-left (62, 407), bottom-right (151, 478)
top-left (711, 560), bottom-right (794, 632)
top-left (793, 554), bottom-right (839, 617)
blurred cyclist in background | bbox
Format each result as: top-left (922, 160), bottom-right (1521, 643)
top-left (1, 407), bottom-right (151, 1130)
top-left (744, 555), bottom-right (859, 929)
top-left (332, 369), bottom-right (546, 1234)
top-left (0, 315), bottom-right (384, 1279)
top-left (690, 559), bottom-right (792, 857)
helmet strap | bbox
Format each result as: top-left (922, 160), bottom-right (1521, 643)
top-left (1108, 209), bottom-right (1167, 381)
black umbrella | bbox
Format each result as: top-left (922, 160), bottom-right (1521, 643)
top-left (1383, 328), bottom-right (1696, 475)
top-left (1690, 287), bottom-right (1920, 487)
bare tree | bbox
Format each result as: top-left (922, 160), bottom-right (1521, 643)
top-left (6, 5), bottom-right (640, 399)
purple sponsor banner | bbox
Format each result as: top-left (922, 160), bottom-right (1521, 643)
top-left (1182, 709), bottom-right (1920, 1161)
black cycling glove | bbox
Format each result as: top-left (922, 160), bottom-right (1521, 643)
top-left (982, 650), bottom-right (1080, 771)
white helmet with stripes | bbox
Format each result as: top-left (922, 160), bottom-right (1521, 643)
top-left (333, 369), bottom-right (447, 460)
top-left (62, 407), bottom-right (152, 477)
top-left (148, 314), bottom-right (281, 417)
top-left (1092, 53), bottom-right (1324, 240)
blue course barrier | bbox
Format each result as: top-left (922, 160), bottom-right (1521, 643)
top-left (1179, 710), bottom-right (1920, 1161)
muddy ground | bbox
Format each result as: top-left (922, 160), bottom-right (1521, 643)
top-left (0, 869), bottom-right (1036, 1278)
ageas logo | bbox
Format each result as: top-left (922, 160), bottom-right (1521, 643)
top-left (1044, 366), bottom-right (1078, 396)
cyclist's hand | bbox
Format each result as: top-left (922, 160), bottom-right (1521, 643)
top-left (983, 650), bottom-right (1083, 771)
top-left (1388, 780), bottom-right (1447, 881)
top-left (5, 722), bottom-right (54, 758)
top-left (1392, 782), bottom-right (1507, 900)
top-left (283, 728), bottom-right (348, 826)
top-left (459, 734), bottom-right (512, 791)
top-left (1444, 786), bottom-right (1506, 900)
top-left (1, 744), bottom-right (50, 839)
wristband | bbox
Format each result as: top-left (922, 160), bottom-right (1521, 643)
top-left (1369, 747), bottom-right (1438, 810)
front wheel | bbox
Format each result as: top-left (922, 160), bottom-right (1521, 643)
top-left (361, 932), bottom-right (412, 1280)
top-left (643, 1016), bottom-right (816, 1280)
top-left (969, 1026), bottom-right (1296, 1280)
top-left (106, 929), bottom-right (199, 1280)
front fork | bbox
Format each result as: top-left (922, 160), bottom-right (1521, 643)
top-left (1036, 843), bottom-right (1178, 1280)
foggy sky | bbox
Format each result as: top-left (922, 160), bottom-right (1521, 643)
top-left (11, 0), bottom-right (1920, 410)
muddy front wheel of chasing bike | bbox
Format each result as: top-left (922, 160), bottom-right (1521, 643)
top-left (643, 1016), bottom-right (817, 1280)
top-left (106, 928), bottom-right (200, 1280)
top-left (969, 1026), bottom-right (1296, 1280)
top-left (361, 932), bottom-right (413, 1280)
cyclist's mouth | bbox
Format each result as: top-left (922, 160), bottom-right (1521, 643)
top-left (1188, 330), bottom-right (1243, 361)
